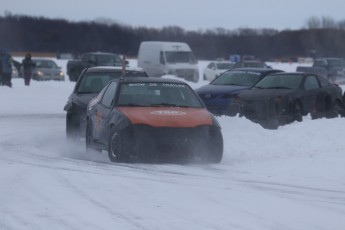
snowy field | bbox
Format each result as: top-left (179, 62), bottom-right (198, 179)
top-left (1, 58), bottom-right (345, 230)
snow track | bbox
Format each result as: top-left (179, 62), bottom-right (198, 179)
top-left (1, 63), bottom-right (345, 229)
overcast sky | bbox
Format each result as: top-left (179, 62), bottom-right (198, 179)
top-left (2, 0), bottom-right (345, 31)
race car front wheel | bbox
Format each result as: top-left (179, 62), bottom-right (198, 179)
top-left (108, 128), bottom-right (127, 162)
top-left (207, 127), bottom-right (223, 163)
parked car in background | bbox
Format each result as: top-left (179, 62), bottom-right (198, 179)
top-left (233, 60), bottom-right (270, 69)
top-left (67, 52), bottom-right (123, 81)
top-left (137, 41), bottom-right (199, 82)
top-left (239, 72), bottom-right (344, 129)
top-left (203, 61), bottom-right (234, 81)
top-left (64, 66), bottom-right (148, 140)
top-left (31, 59), bottom-right (64, 81)
top-left (296, 58), bottom-right (345, 84)
top-left (196, 68), bottom-right (283, 116)
top-left (86, 77), bottom-right (223, 163)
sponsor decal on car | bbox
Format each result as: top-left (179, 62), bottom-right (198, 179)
top-left (150, 110), bottom-right (186, 115)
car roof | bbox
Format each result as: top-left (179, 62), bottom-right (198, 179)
top-left (271, 72), bottom-right (312, 77)
top-left (226, 67), bottom-right (282, 73)
top-left (85, 66), bottom-right (145, 73)
top-left (115, 77), bottom-right (187, 84)
top-left (316, 57), bottom-right (344, 61)
top-left (212, 60), bottom-right (234, 63)
top-left (84, 52), bottom-right (119, 55)
top-left (32, 58), bottom-right (55, 62)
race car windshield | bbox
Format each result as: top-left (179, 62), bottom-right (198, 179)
top-left (77, 71), bottom-right (147, 93)
top-left (117, 82), bottom-right (203, 108)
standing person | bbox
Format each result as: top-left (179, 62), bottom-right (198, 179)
top-left (0, 50), bottom-right (13, 87)
top-left (22, 53), bottom-right (36, 86)
top-left (0, 51), bottom-right (3, 86)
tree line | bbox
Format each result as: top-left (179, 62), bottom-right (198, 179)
top-left (1, 14), bottom-right (345, 61)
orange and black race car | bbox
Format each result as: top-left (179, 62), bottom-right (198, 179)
top-left (86, 77), bottom-right (223, 163)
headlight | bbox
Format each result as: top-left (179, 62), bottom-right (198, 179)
top-left (37, 71), bottom-right (44, 76)
top-left (59, 71), bottom-right (64, 77)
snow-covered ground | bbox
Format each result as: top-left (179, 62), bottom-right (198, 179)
top-left (1, 58), bottom-right (345, 230)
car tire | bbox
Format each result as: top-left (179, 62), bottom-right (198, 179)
top-left (260, 103), bottom-right (280, 129)
top-left (260, 119), bottom-right (279, 130)
top-left (206, 127), bottom-right (223, 163)
top-left (325, 99), bottom-right (342, 118)
top-left (85, 120), bottom-right (101, 153)
top-left (66, 115), bottom-right (79, 141)
top-left (293, 101), bottom-right (303, 122)
top-left (108, 127), bottom-right (128, 162)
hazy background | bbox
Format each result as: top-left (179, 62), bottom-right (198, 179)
top-left (2, 0), bottom-right (345, 31)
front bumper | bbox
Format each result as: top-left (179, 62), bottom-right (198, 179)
top-left (121, 125), bottom-right (219, 161)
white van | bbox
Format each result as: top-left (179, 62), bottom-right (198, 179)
top-left (137, 41), bottom-right (199, 82)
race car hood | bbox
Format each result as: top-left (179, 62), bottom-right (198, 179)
top-left (118, 107), bottom-right (213, 128)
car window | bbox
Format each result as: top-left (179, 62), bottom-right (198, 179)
top-left (35, 60), bottom-right (51, 68)
top-left (245, 62), bottom-right (266, 68)
top-left (212, 71), bottom-right (262, 86)
top-left (49, 61), bottom-right (58, 68)
top-left (82, 54), bottom-right (91, 62)
top-left (217, 63), bottom-right (234, 69)
top-left (76, 71), bottom-right (147, 94)
top-left (304, 75), bottom-right (320, 90)
top-left (318, 76), bottom-right (331, 87)
top-left (256, 74), bottom-right (302, 89)
top-left (165, 51), bottom-right (196, 64)
top-left (96, 54), bottom-right (122, 65)
top-left (77, 74), bottom-right (114, 93)
top-left (117, 82), bottom-right (203, 108)
top-left (101, 82), bottom-right (117, 107)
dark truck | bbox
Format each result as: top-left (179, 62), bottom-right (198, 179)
top-left (67, 52), bottom-right (123, 81)
top-left (296, 58), bottom-right (345, 84)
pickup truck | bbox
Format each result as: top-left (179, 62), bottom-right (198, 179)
top-left (296, 58), bottom-right (345, 84)
top-left (67, 52), bottom-right (123, 81)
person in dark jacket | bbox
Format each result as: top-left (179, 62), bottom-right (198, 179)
top-left (0, 53), bottom-right (2, 85)
top-left (21, 53), bottom-right (36, 86)
top-left (0, 50), bottom-right (13, 87)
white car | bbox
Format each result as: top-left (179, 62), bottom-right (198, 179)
top-left (203, 61), bottom-right (234, 81)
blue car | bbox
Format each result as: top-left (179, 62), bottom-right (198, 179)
top-left (196, 68), bottom-right (283, 116)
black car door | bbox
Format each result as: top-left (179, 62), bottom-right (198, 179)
top-left (302, 75), bottom-right (322, 113)
top-left (94, 81), bottom-right (118, 144)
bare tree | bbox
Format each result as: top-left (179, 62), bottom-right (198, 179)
top-left (306, 16), bottom-right (321, 29)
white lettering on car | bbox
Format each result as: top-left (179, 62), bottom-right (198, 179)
top-left (128, 83), bottom-right (145, 87)
top-left (150, 110), bottom-right (186, 115)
